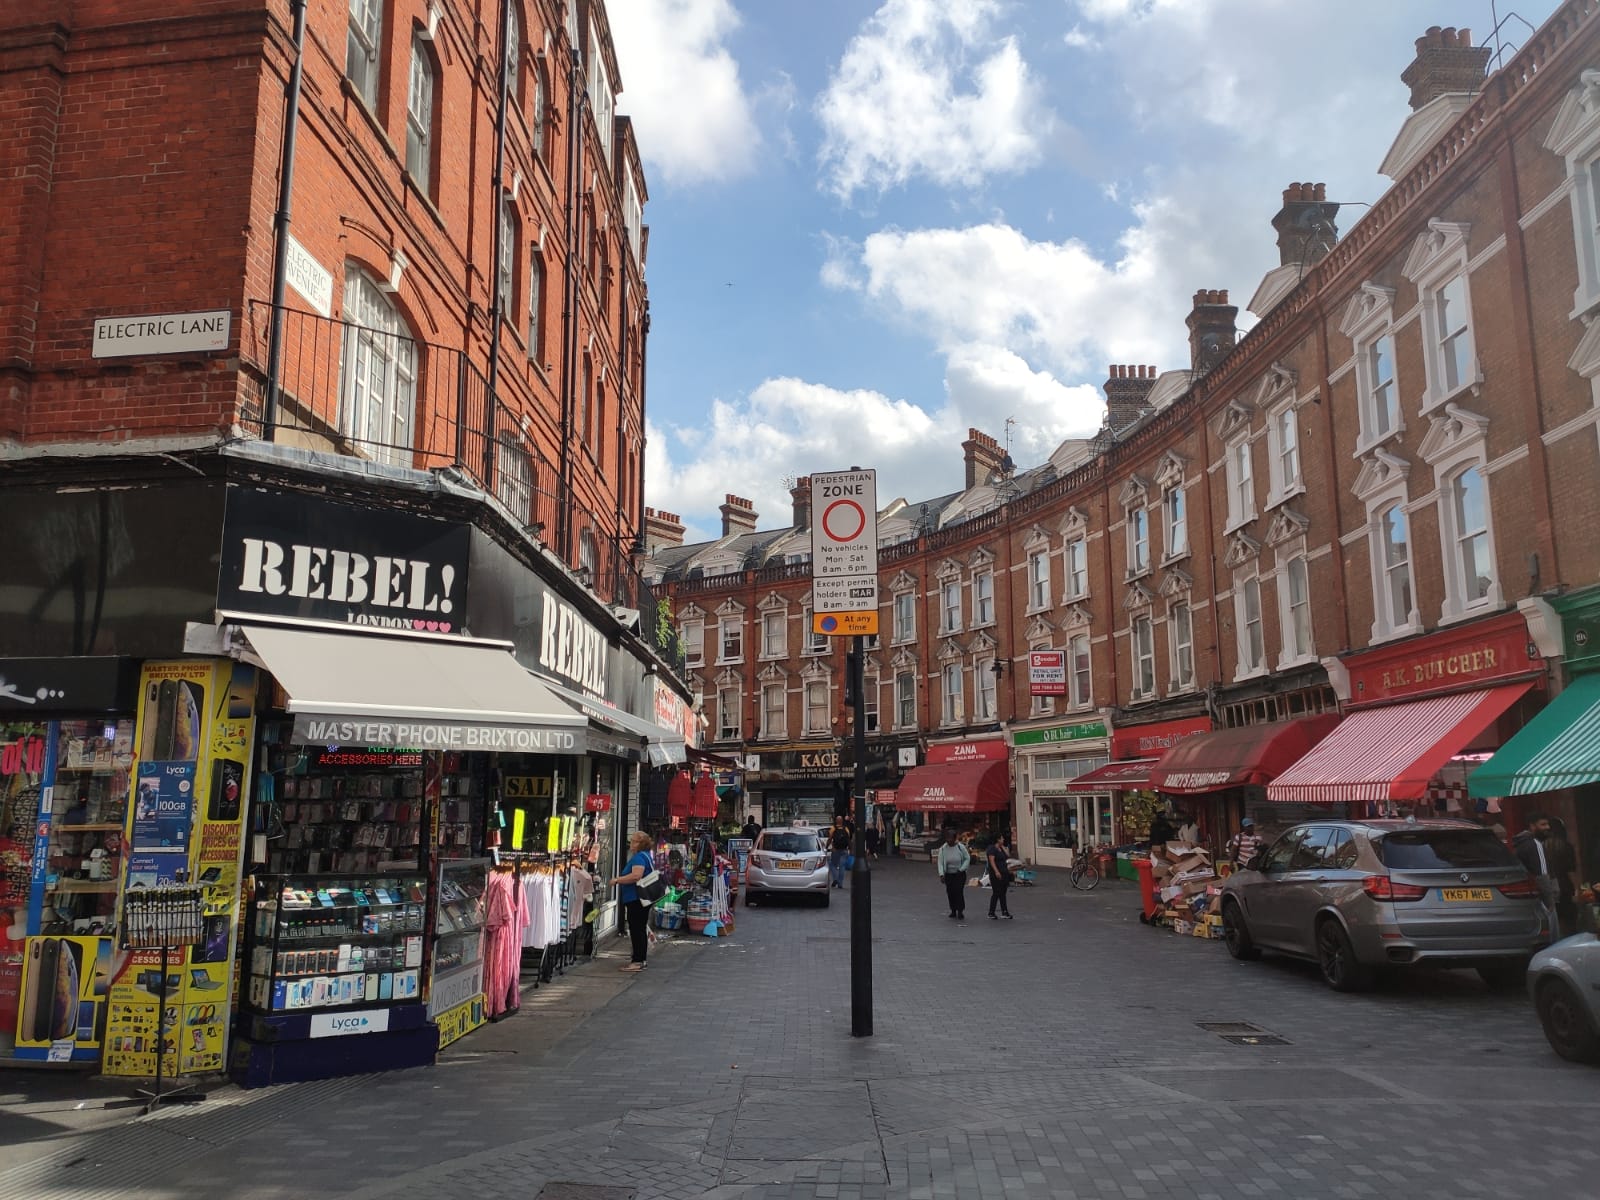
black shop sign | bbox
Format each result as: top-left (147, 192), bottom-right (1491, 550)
top-left (218, 489), bottom-right (471, 633)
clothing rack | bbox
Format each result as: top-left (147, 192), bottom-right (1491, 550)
top-left (494, 851), bottom-right (587, 988)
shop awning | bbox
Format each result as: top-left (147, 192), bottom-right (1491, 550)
top-left (1266, 684), bottom-right (1531, 804)
top-left (894, 761), bottom-right (1010, 813)
top-left (1469, 675), bottom-right (1600, 798)
top-left (240, 624), bottom-right (587, 752)
top-left (541, 678), bottom-right (687, 764)
top-left (1062, 758), bottom-right (1159, 792)
top-left (1148, 714), bottom-right (1341, 795)
top-left (688, 745), bottom-right (741, 768)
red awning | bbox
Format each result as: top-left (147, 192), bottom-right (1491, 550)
top-left (895, 761), bottom-right (1011, 813)
top-left (688, 745), bottom-right (741, 768)
top-left (667, 771), bottom-right (694, 819)
top-left (1266, 684), bottom-right (1532, 804)
top-left (1061, 758), bottom-right (1159, 792)
top-left (1147, 714), bottom-right (1341, 795)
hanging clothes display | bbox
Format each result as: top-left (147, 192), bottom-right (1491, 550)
top-left (482, 868), bottom-right (530, 1018)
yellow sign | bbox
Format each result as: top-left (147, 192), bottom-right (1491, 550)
top-left (15, 936), bottom-right (114, 1062)
top-left (812, 611), bottom-right (879, 637)
top-left (503, 776), bottom-right (553, 799)
top-left (434, 994), bottom-right (486, 1049)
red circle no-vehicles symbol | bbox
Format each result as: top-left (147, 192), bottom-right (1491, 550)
top-left (820, 499), bottom-right (867, 543)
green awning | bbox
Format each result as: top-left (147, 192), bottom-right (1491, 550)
top-left (1469, 674), bottom-right (1600, 798)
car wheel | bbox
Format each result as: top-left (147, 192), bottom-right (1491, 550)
top-left (1221, 899), bottom-right (1261, 962)
top-left (1476, 962), bottom-right (1526, 992)
top-left (1536, 977), bottom-right (1600, 1064)
top-left (746, 893), bottom-right (760, 908)
top-left (1315, 918), bottom-right (1373, 992)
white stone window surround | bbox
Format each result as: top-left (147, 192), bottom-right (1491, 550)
top-left (1264, 508), bottom-right (1316, 670)
top-left (1067, 632), bottom-right (1093, 710)
top-left (1264, 394), bottom-right (1307, 509)
top-left (1419, 404), bottom-right (1503, 623)
top-left (804, 677), bottom-right (830, 734)
top-left (1217, 399), bottom-right (1257, 534)
top-left (1129, 613), bottom-right (1157, 701)
top-left (975, 656), bottom-right (997, 721)
top-left (1353, 449), bottom-right (1424, 644)
top-left (1155, 449), bottom-right (1190, 564)
top-left (1233, 565), bottom-right (1266, 682)
top-left (1063, 536), bottom-right (1090, 601)
top-left (972, 569), bottom-right (996, 628)
top-left (1167, 598), bottom-right (1196, 693)
top-left (761, 680), bottom-right (787, 739)
top-left (1402, 219), bottom-right (1481, 415)
top-left (756, 595), bottom-right (787, 660)
top-left (1119, 475), bottom-right (1152, 580)
top-left (1026, 549), bottom-right (1052, 613)
top-left (716, 683), bottom-right (741, 740)
top-left (715, 599), bottom-right (746, 664)
top-left (894, 669), bottom-right (917, 729)
top-left (940, 661), bottom-right (964, 726)
top-left (1340, 283), bottom-right (1405, 456)
top-left (892, 590), bottom-right (916, 644)
top-left (1544, 69), bottom-right (1600, 319)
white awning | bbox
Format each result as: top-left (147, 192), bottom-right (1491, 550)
top-left (240, 624), bottom-right (587, 754)
top-left (540, 677), bottom-right (688, 764)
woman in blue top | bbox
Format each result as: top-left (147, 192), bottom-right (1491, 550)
top-left (611, 831), bottom-right (655, 971)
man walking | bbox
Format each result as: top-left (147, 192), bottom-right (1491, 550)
top-left (1514, 812), bottom-right (1563, 938)
top-left (987, 832), bottom-right (1014, 920)
top-left (828, 816), bottom-right (852, 889)
top-left (1226, 816), bottom-right (1262, 870)
top-left (937, 828), bottom-right (970, 919)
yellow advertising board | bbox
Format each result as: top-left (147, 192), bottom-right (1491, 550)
top-left (13, 936), bottom-right (115, 1062)
top-left (101, 659), bottom-right (255, 1079)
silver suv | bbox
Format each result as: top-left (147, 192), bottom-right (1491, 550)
top-left (1220, 819), bottom-right (1547, 992)
top-left (745, 827), bottom-right (830, 908)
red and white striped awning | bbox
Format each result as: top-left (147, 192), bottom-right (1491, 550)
top-left (1265, 684), bottom-right (1531, 804)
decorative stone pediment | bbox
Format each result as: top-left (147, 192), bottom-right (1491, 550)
top-left (1251, 361), bottom-right (1297, 407)
top-left (1122, 581), bottom-right (1155, 611)
top-left (1063, 603), bottom-right (1093, 629)
top-left (1402, 219), bottom-right (1471, 282)
top-left (677, 602), bottom-right (705, 621)
top-left (1569, 316), bottom-right (1600, 379)
top-left (1352, 448), bottom-right (1411, 502)
top-left (969, 630), bottom-right (998, 655)
top-left (714, 597), bottom-right (746, 616)
top-left (797, 588), bottom-right (814, 608)
top-left (1159, 568), bottom-right (1193, 598)
top-left (934, 557), bottom-right (962, 581)
top-left (937, 637), bottom-right (966, 661)
top-left (757, 590), bottom-right (787, 611)
top-left (1264, 507), bottom-right (1310, 548)
top-left (1544, 69), bottom-right (1600, 157)
top-left (863, 653), bottom-right (880, 675)
top-left (1059, 505), bottom-right (1089, 537)
top-left (1339, 282), bottom-right (1396, 338)
top-left (967, 545), bottom-right (996, 569)
top-left (800, 658), bottom-right (830, 680)
top-left (889, 569), bottom-right (918, 592)
top-left (1222, 530), bottom-right (1263, 569)
top-left (1155, 450), bottom-right (1187, 490)
top-left (757, 662), bottom-right (788, 682)
top-left (1218, 398), bottom-right (1253, 441)
top-left (1418, 404), bottom-right (1490, 464)
top-left (1023, 523), bottom-right (1052, 550)
top-left (890, 646), bottom-right (918, 670)
top-left (714, 666), bottom-right (741, 686)
top-left (1024, 614), bottom-right (1056, 641)
top-left (1118, 473), bottom-right (1151, 507)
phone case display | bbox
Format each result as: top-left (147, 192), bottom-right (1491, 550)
top-left (245, 874), bottom-right (428, 1014)
top-left (44, 720), bottom-right (135, 936)
top-left (428, 859), bottom-right (488, 1047)
top-left (264, 744), bottom-right (426, 874)
top-left (434, 770), bottom-right (482, 862)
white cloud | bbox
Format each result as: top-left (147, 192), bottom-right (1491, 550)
top-left (816, 0), bottom-right (1052, 201)
top-left (606, 0), bottom-right (760, 185)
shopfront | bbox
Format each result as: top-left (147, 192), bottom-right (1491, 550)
top-left (895, 737), bottom-right (1011, 857)
top-left (745, 742), bottom-right (845, 829)
top-left (1268, 611), bottom-right (1547, 829)
top-left (1052, 716), bottom-right (1213, 861)
top-left (1009, 719), bottom-right (1109, 869)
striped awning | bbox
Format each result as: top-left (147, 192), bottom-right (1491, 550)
top-left (1266, 683), bottom-right (1531, 804)
top-left (1469, 674), bottom-right (1600, 798)
top-left (1061, 758), bottom-right (1159, 792)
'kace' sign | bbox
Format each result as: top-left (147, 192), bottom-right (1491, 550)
top-left (219, 489), bottom-right (471, 633)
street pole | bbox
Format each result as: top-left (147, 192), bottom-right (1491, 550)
top-left (849, 634), bottom-right (872, 1037)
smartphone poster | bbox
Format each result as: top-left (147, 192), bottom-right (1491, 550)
top-left (13, 935), bottom-right (113, 1063)
top-left (132, 762), bottom-right (195, 852)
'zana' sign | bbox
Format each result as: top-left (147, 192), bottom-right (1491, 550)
top-left (218, 489), bottom-right (471, 632)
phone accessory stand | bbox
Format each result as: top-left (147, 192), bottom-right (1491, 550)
top-left (123, 886), bottom-right (206, 1113)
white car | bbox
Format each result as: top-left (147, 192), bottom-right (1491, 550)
top-left (1528, 932), bottom-right (1600, 1064)
top-left (745, 827), bottom-right (830, 907)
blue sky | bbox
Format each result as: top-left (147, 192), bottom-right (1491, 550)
top-left (608, 0), bottom-right (1561, 543)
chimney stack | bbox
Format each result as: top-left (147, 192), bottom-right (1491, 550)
top-left (1401, 26), bottom-right (1489, 111)
top-left (1187, 289), bottom-right (1237, 375)
top-left (644, 507), bottom-right (685, 552)
top-left (791, 476), bottom-right (812, 530)
top-left (719, 494), bottom-right (759, 537)
top-left (962, 428), bottom-right (1005, 489)
top-left (1103, 364), bottom-right (1160, 432)
top-left (1272, 182), bottom-right (1339, 268)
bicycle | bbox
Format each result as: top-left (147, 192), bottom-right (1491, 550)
top-left (1068, 849), bottom-right (1100, 891)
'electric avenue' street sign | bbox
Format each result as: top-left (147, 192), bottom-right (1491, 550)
top-left (809, 468), bottom-right (879, 637)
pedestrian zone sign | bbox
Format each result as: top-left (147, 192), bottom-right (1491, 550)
top-left (810, 469), bottom-right (879, 636)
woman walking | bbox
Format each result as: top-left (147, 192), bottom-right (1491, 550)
top-left (936, 828), bottom-right (970, 920)
top-left (611, 831), bottom-right (655, 972)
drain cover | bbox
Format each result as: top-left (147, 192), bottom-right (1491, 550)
top-left (1219, 1034), bottom-right (1290, 1046)
top-left (1196, 1021), bottom-right (1266, 1035)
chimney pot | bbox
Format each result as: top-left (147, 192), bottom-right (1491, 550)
top-left (1403, 23), bottom-right (1489, 111)
top-left (1103, 362), bottom-right (1159, 433)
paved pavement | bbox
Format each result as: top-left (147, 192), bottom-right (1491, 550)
top-left (2, 858), bottom-right (1597, 1199)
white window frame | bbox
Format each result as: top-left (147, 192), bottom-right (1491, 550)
top-left (941, 580), bottom-right (963, 634)
top-left (1438, 460), bottom-right (1502, 621)
top-left (1068, 633), bottom-right (1092, 710)
top-left (587, 20), bottom-right (615, 160)
top-left (802, 606), bottom-right (829, 654)
top-left (804, 680), bottom-right (829, 735)
top-left (623, 172), bottom-right (644, 264)
top-left (717, 687), bottom-right (741, 741)
top-left (1030, 641), bottom-right (1055, 716)
top-left (1063, 537), bottom-right (1088, 599)
top-left (1341, 283), bottom-right (1403, 454)
top-left (863, 675), bottom-right (880, 733)
top-left (682, 620), bottom-right (704, 667)
top-left (1130, 614), bottom-right (1156, 701)
top-left (1162, 489), bottom-right (1187, 562)
top-left (1225, 435), bottom-right (1255, 531)
top-left (405, 38), bottom-right (434, 189)
top-left (718, 616), bottom-right (743, 663)
top-left (498, 196), bottom-right (517, 321)
top-left (972, 571), bottom-right (995, 627)
top-left (1027, 551), bottom-right (1051, 612)
top-left (1277, 552), bottom-right (1315, 668)
top-left (1265, 399), bottom-right (1303, 507)
top-left (1168, 600), bottom-right (1195, 692)
top-left (1233, 565), bottom-right (1266, 679)
top-left (340, 265), bottom-right (417, 468)
top-left (893, 591), bottom-right (916, 643)
top-left (532, 61), bottom-right (548, 158)
top-left (504, 2), bottom-right (520, 97)
top-left (941, 663), bottom-right (964, 726)
top-left (1547, 77), bottom-right (1600, 317)
top-left (976, 659), bottom-right (997, 721)
top-left (495, 432), bottom-right (532, 523)
top-left (759, 610), bottom-right (785, 659)
top-left (346, 0), bottom-right (382, 108)
top-left (527, 253), bottom-right (545, 363)
top-left (762, 682), bottom-right (786, 740)
top-left (1126, 505), bottom-right (1150, 577)
top-left (1369, 499), bottom-right (1421, 643)
top-left (1403, 220), bottom-right (1478, 414)
top-left (895, 671), bottom-right (917, 729)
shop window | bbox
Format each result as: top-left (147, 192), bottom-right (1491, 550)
top-left (804, 681), bottom-right (829, 734)
top-left (682, 620), bottom-right (703, 667)
top-left (346, 0), bottom-right (382, 108)
top-left (718, 616), bottom-right (743, 663)
top-left (405, 37), bottom-right (435, 192)
top-left (976, 659), bottom-right (997, 720)
top-left (761, 683), bottom-right (786, 739)
top-left (1064, 537), bottom-right (1088, 599)
top-left (1225, 437), bottom-right (1255, 530)
top-left (1169, 601), bottom-right (1194, 691)
top-left (863, 676), bottom-right (880, 733)
top-left (895, 671), bottom-right (916, 728)
top-left (1068, 633), bottom-right (1091, 709)
top-left (1162, 489), bottom-right (1187, 561)
top-left (941, 663), bottom-right (963, 725)
top-left (1234, 566), bottom-right (1265, 677)
top-left (973, 571), bottom-right (994, 626)
top-left (1027, 551), bottom-right (1051, 611)
top-left (893, 591), bottom-right (915, 643)
top-left (941, 580), bottom-right (962, 633)
top-left (340, 265), bottom-right (417, 467)
top-left (1280, 554), bottom-right (1313, 665)
top-left (1131, 615), bottom-right (1155, 700)
top-left (495, 432), bottom-right (532, 523)
top-left (717, 687), bottom-right (740, 740)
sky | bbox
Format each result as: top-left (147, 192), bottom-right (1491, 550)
top-left (607, 0), bottom-right (1563, 545)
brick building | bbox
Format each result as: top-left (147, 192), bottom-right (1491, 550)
top-left (0, 1), bottom-right (688, 1074)
top-left (648, 7), bottom-right (1600, 871)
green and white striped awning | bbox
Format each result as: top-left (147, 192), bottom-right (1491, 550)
top-left (1469, 674), bottom-right (1600, 798)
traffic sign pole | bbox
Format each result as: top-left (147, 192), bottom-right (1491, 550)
top-left (849, 633), bottom-right (872, 1038)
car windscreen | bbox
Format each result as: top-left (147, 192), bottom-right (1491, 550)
top-left (758, 833), bottom-right (819, 853)
top-left (1376, 829), bottom-right (1519, 870)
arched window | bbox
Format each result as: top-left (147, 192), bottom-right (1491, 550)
top-left (405, 36), bottom-right (435, 191)
top-left (496, 432), bottom-right (533, 524)
top-left (340, 265), bottom-right (417, 467)
top-left (527, 252), bottom-right (545, 363)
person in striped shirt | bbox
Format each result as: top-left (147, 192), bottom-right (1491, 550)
top-left (1226, 817), bottom-right (1263, 870)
